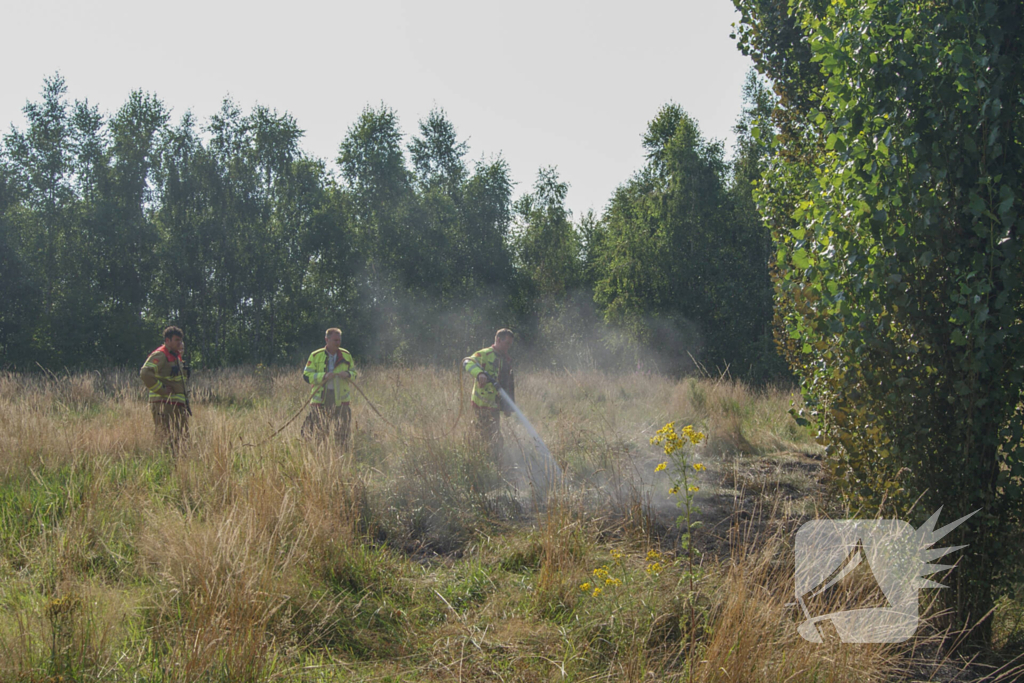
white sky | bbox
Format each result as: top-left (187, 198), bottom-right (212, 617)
top-left (2, 0), bottom-right (754, 218)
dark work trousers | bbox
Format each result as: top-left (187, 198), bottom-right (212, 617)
top-left (302, 389), bottom-right (352, 450)
top-left (151, 401), bottom-right (189, 456)
top-left (472, 403), bottom-right (503, 458)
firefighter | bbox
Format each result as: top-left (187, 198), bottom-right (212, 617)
top-left (301, 327), bottom-right (358, 448)
top-left (463, 328), bottom-right (516, 456)
top-left (140, 326), bottom-right (189, 455)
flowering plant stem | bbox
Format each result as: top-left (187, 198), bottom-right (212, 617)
top-left (651, 422), bottom-right (706, 683)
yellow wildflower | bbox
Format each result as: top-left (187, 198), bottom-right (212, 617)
top-left (669, 485), bottom-right (680, 495)
top-left (580, 582), bottom-right (591, 592)
top-left (681, 424), bottom-right (706, 444)
top-left (592, 587), bottom-right (603, 597)
top-left (655, 462), bottom-right (667, 472)
top-left (646, 549), bottom-right (662, 561)
top-left (693, 463), bottom-right (706, 472)
top-left (645, 562), bottom-right (663, 575)
top-left (610, 549), bottom-right (623, 560)
top-left (688, 485), bottom-right (699, 492)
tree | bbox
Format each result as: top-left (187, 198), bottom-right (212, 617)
top-left (513, 167), bottom-right (581, 300)
top-left (735, 0), bottom-right (1024, 643)
top-left (593, 104), bottom-right (749, 373)
top-left (0, 157), bottom-right (40, 364)
top-left (338, 104), bottom-right (412, 254)
top-left (727, 71), bottom-right (789, 382)
top-left (99, 91), bottom-right (168, 362)
top-left (4, 74), bottom-right (91, 363)
top-left (592, 168), bottom-right (667, 343)
top-left (460, 156), bottom-right (515, 293)
top-left (152, 111), bottom-right (222, 364)
top-left (409, 107), bottom-right (468, 197)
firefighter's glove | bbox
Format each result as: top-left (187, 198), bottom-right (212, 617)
top-left (476, 374), bottom-right (490, 388)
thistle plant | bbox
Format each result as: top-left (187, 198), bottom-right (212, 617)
top-left (651, 422), bottom-right (705, 680)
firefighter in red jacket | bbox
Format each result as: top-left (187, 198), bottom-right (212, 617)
top-left (140, 326), bottom-right (189, 455)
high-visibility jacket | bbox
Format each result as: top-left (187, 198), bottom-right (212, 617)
top-left (303, 347), bottom-right (358, 404)
top-left (140, 345), bottom-right (187, 404)
top-left (463, 346), bottom-right (514, 410)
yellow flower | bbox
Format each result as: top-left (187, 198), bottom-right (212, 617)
top-left (592, 587), bottom-right (603, 597)
top-left (680, 424), bottom-right (706, 445)
top-left (669, 485), bottom-right (680, 495)
top-left (645, 562), bottom-right (663, 575)
top-left (693, 463), bottom-right (706, 472)
top-left (646, 549), bottom-right (662, 561)
top-left (605, 577), bottom-right (622, 586)
top-left (580, 582), bottom-right (591, 592)
top-left (688, 485), bottom-right (699, 492)
top-left (655, 462), bottom-right (667, 472)
top-left (610, 549), bottom-right (623, 560)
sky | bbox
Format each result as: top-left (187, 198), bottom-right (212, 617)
top-left (2, 0), bottom-right (755, 218)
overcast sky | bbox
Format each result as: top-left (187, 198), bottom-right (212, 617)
top-left (2, 0), bottom-right (754, 218)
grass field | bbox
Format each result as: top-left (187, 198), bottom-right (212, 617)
top-left (0, 366), bottom-right (1020, 682)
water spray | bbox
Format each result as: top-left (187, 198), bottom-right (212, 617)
top-left (465, 359), bottom-right (563, 481)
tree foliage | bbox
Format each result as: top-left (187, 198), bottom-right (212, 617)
top-left (735, 0), bottom-right (1024, 641)
top-left (0, 75), bottom-right (781, 381)
top-left (592, 99), bottom-right (783, 378)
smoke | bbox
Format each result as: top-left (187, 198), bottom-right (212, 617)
top-left (318, 268), bottom-right (737, 539)
top-left (336, 267), bottom-right (710, 378)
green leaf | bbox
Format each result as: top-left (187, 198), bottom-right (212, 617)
top-left (967, 192), bottom-right (986, 217)
top-left (792, 249), bottom-right (811, 269)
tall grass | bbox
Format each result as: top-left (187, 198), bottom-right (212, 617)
top-left (0, 366), bottom-right (1012, 681)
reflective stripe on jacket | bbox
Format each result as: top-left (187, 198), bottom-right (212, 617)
top-left (140, 345), bottom-right (186, 404)
top-left (303, 347), bottom-right (358, 404)
top-left (463, 347), bottom-right (513, 410)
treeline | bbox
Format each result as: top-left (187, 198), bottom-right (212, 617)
top-left (0, 74), bottom-right (785, 380)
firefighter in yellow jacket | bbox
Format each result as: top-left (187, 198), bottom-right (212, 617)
top-left (463, 329), bottom-right (515, 456)
top-left (140, 326), bottom-right (189, 455)
top-left (301, 327), bottom-right (358, 446)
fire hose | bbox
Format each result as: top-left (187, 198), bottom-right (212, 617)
top-left (241, 362), bottom-right (467, 448)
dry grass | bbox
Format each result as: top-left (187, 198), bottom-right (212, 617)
top-left (0, 366), bottom-right (1014, 682)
